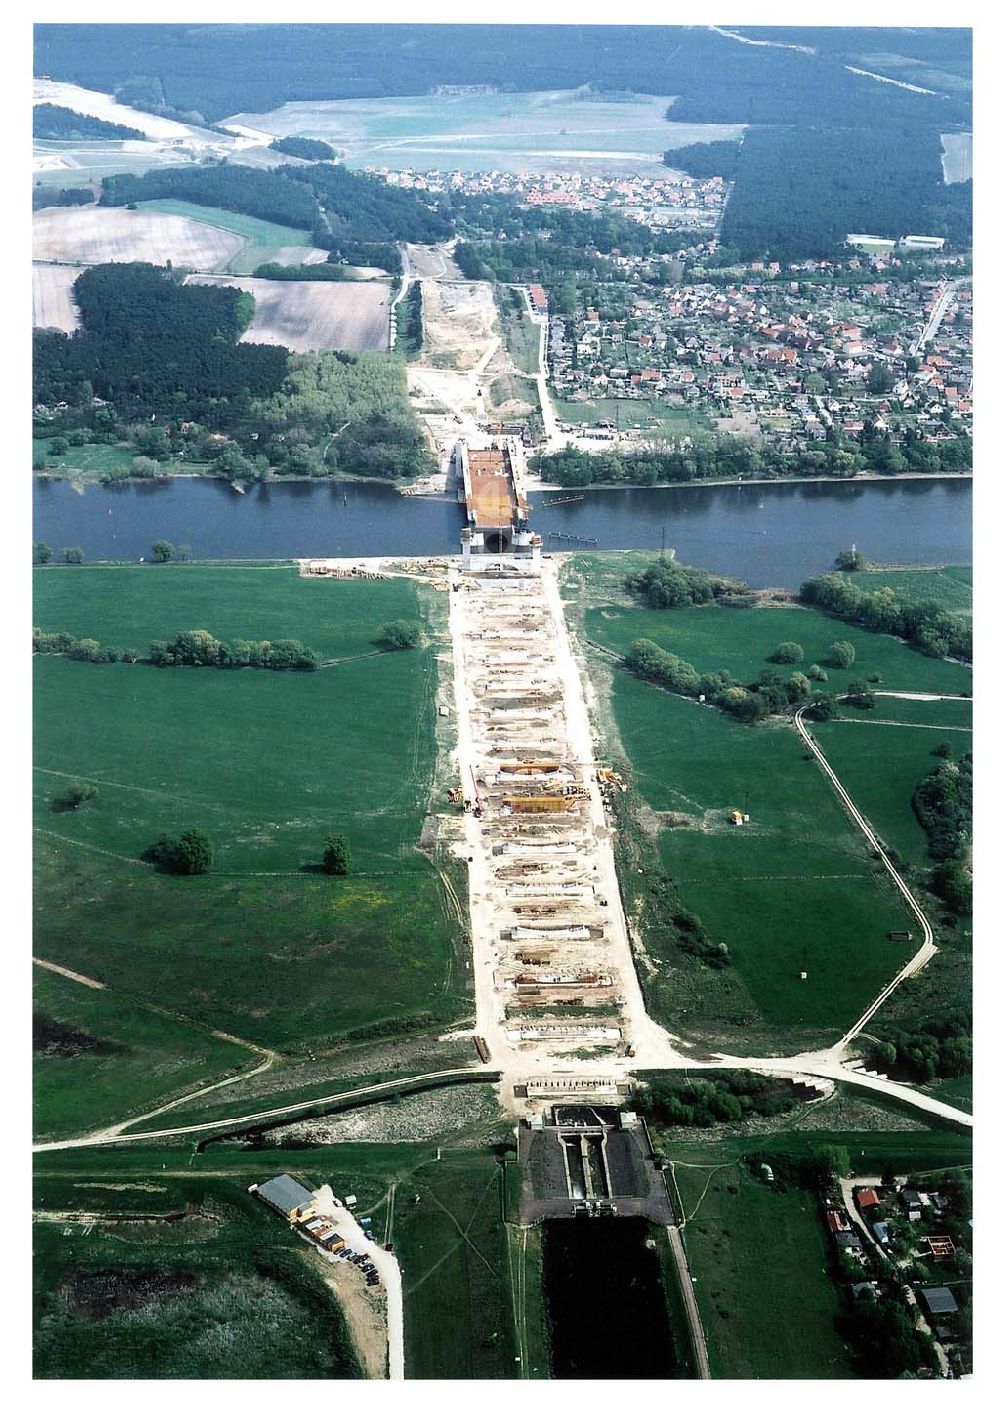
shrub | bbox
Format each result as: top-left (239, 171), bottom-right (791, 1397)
top-left (322, 833), bottom-right (351, 875)
top-left (826, 639), bottom-right (856, 669)
top-left (145, 828), bottom-right (214, 875)
top-left (770, 640), bottom-right (804, 664)
top-left (376, 620), bottom-right (421, 650)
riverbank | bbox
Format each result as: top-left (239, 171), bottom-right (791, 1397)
top-left (35, 466), bottom-right (972, 496)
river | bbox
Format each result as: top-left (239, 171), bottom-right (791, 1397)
top-left (33, 475), bottom-right (971, 589)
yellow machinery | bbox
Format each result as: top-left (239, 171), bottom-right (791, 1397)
top-left (504, 795), bottom-right (578, 814)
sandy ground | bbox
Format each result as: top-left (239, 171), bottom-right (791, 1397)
top-left (311, 1254), bottom-right (388, 1379)
top-left (33, 207), bottom-right (243, 270)
top-left (309, 1186), bottom-right (403, 1379)
top-left (33, 263), bottom-right (83, 331)
top-left (403, 241), bottom-right (463, 281)
top-left (447, 558), bottom-right (683, 1104)
top-left (186, 274), bottom-right (391, 351)
top-left (420, 279), bottom-right (500, 371)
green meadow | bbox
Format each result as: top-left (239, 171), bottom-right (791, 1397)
top-left (33, 567), bottom-right (468, 1112)
top-left (586, 601), bottom-right (972, 697)
top-left (138, 199), bottom-right (317, 271)
top-left (608, 677), bottom-right (914, 1040)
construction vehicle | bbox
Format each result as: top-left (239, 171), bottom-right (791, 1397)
top-left (447, 787), bottom-right (464, 806)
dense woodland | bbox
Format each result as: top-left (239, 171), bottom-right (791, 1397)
top-left (665, 140), bottom-right (741, 180)
top-left (32, 265), bottom-right (432, 481)
top-left (720, 124), bottom-right (972, 262)
top-left (34, 25), bottom-right (967, 128)
top-left (33, 103), bottom-right (144, 141)
top-left (101, 165), bottom-right (319, 229)
top-left (269, 135), bottom-right (335, 161)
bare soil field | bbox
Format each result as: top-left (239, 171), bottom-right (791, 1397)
top-left (420, 279), bottom-right (499, 371)
top-left (33, 207), bottom-right (243, 270)
top-left (404, 242), bottom-right (462, 280)
top-left (186, 274), bottom-right (391, 351)
top-left (33, 264), bottom-right (83, 332)
top-left (941, 131), bottom-right (973, 184)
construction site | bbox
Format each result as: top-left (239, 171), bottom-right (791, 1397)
top-left (448, 443), bottom-right (676, 1098)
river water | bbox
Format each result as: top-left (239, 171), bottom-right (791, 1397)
top-left (33, 475), bottom-right (971, 589)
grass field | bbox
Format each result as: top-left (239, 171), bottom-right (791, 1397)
top-left (847, 564), bottom-right (972, 613)
top-left (34, 437), bottom-right (202, 484)
top-left (393, 1151), bottom-right (518, 1378)
top-left (678, 1163), bottom-right (852, 1378)
top-left (555, 397), bottom-right (712, 439)
top-left (33, 966), bottom-right (251, 1141)
top-left (138, 199), bottom-right (323, 273)
top-left (33, 566), bottom-right (468, 1075)
top-left (606, 678), bottom-right (914, 1040)
top-left (586, 601), bottom-right (972, 697)
top-left (814, 714), bottom-right (971, 868)
top-left (33, 1179), bottom-right (359, 1379)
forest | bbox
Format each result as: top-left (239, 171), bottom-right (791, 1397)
top-left (32, 265), bottom-right (431, 481)
top-left (664, 140), bottom-right (740, 180)
top-left (33, 103), bottom-right (144, 141)
top-left (101, 165), bottom-right (319, 229)
top-left (721, 124), bottom-right (972, 262)
top-left (100, 161), bottom-right (451, 248)
top-left (33, 263), bottom-right (287, 425)
top-left (33, 24), bottom-right (967, 129)
top-left (269, 135), bottom-right (335, 161)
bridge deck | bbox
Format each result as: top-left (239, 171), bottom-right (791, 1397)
top-left (467, 448), bottom-right (515, 530)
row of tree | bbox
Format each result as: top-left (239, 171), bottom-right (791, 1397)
top-left (33, 102), bottom-right (144, 141)
top-left (532, 431), bottom-right (972, 490)
top-left (799, 572), bottom-right (972, 661)
top-left (34, 626), bottom-right (318, 672)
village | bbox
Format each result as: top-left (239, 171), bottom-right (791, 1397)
top-left (376, 165), bottom-right (729, 232)
top-left (818, 1167), bottom-right (971, 1377)
top-left (547, 257), bottom-right (972, 458)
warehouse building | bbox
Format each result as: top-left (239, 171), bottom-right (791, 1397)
top-left (251, 1174), bottom-right (315, 1222)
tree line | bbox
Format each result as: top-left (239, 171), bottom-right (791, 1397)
top-left (634, 1070), bottom-right (799, 1128)
top-left (912, 748), bottom-right (972, 916)
top-left (34, 627), bottom-right (318, 672)
top-left (33, 102), bottom-right (144, 141)
top-left (532, 431), bottom-right (972, 491)
top-left (799, 572), bottom-right (972, 661)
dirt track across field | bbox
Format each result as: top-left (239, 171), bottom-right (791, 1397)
top-left (33, 207), bottom-right (243, 270)
top-left (187, 274), bottom-right (391, 351)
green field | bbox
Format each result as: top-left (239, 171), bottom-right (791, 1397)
top-left (33, 967), bottom-right (250, 1141)
top-left (848, 564), bottom-right (972, 613)
top-left (33, 567), bottom-right (468, 1108)
top-left (814, 714), bottom-right (971, 868)
top-left (606, 678), bottom-right (914, 1041)
top-left (34, 438), bottom-right (207, 485)
top-left (392, 1152), bottom-right (518, 1378)
top-left (138, 199), bottom-right (315, 272)
top-left (586, 601), bottom-right (972, 697)
top-left (33, 1179), bottom-right (359, 1379)
top-left (678, 1163), bottom-right (852, 1378)
top-left (555, 397), bottom-right (712, 438)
